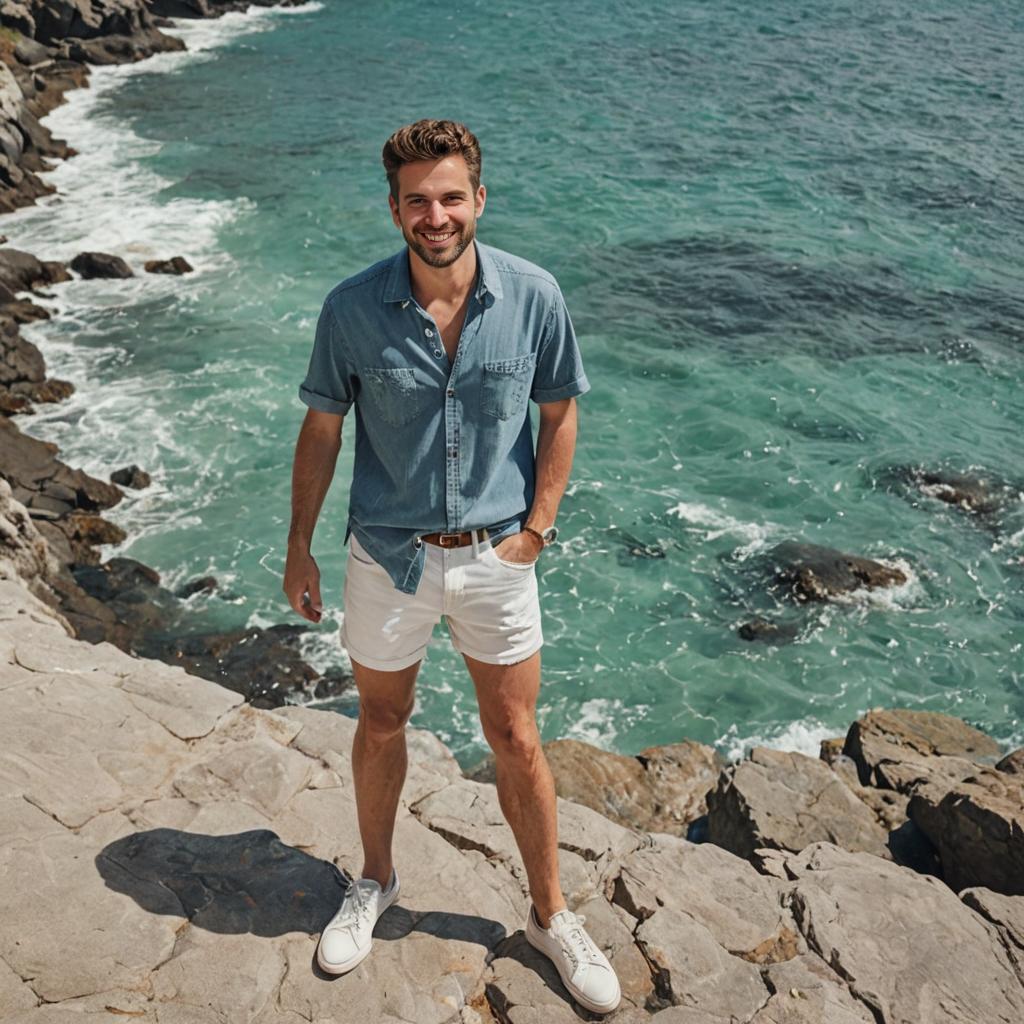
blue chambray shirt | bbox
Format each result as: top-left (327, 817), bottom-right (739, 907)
top-left (298, 240), bottom-right (590, 595)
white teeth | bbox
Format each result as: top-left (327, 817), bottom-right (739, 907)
top-left (424, 232), bottom-right (454, 241)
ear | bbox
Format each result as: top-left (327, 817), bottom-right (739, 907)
top-left (388, 193), bottom-right (401, 229)
top-left (475, 183), bottom-right (486, 219)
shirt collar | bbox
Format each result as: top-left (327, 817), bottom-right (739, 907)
top-left (383, 240), bottom-right (503, 307)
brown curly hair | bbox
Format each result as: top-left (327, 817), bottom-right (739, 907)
top-left (382, 119), bottom-right (482, 201)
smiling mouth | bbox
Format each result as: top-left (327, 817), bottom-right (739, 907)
top-left (421, 231), bottom-right (456, 243)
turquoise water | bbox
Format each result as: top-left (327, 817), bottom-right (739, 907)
top-left (8, 0), bottom-right (1024, 768)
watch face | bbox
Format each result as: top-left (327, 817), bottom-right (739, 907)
top-left (542, 526), bottom-right (558, 543)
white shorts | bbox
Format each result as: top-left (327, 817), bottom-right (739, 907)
top-left (340, 531), bottom-right (543, 672)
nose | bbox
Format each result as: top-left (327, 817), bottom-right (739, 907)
top-left (425, 200), bottom-right (447, 227)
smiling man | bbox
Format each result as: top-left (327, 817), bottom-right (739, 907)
top-left (284, 119), bottom-right (619, 1014)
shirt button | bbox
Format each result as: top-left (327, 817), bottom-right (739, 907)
top-left (434, 349), bottom-right (443, 358)
top-left (446, 388), bottom-right (454, 397)
top-left (425, 328), bottom-right (434, 337)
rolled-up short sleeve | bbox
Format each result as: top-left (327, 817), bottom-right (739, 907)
top-left (298, 294), bottom-right (355, 415)
top-left (530, 288), bottom-right (590, 404)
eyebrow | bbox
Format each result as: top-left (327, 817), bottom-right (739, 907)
top-left (403, 190), bottom-right (469, 200)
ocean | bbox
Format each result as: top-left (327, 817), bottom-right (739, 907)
top-left (6, 0), bottom-right (1023, 769)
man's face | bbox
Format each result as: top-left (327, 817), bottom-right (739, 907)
top-left (389, 154), bottom-right (486, 269)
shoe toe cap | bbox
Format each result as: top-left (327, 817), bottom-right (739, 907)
top-left (577, 963), bottom-right (621, 1010)
top-left (319, 928), bottom-right (361, 966)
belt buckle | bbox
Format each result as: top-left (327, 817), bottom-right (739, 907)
top-left (438, 532), bottom-right (462, 548)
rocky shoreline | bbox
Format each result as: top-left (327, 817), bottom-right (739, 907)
top-left (0, 0), bottom-right (353, 707)
top-left (2, 7), bottom-right (1023, 1021)
top-left (2, 503), bottom-right (1023, 1022)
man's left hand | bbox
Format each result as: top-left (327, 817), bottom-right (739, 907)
top-left (493, 531), bottom-right (543, 565)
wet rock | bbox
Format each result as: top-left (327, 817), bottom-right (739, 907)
top-left (900, 465), bottom-right (1010, 515)
top-left (144, 255), bottom-right (193, 274)
top-left (706, 747), bottom-right (889, 862)
top-left (69, 250), bottom-right (133, 278)
top-left (0, 246), bottom-right (70, 293)
top-left (908, 768), bottom-right (1024, 895)
top-left (997, 748), bottom-right (1024, 775)
top-left (178, 574), bottom-right (217, 598)
top-left (137, 623), bottom-right (354, 708)
top-left (765, 540), bottom-right (907, 603)
top-left (738, 615), bottom-right (801, 642)
top-left (110, 463), bottom-right (151, 488)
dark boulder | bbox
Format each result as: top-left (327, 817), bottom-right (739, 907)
top-left (69, 250), bottom-right (133, 278)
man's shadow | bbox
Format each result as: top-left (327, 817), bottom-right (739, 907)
top-left (99, 828), bottom-right (525, 980)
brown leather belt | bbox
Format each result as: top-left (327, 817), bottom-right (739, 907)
top-left (419, 528), bottom-right (491, 548)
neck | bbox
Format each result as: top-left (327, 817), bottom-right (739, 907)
top-left (408, 242), bottom-right (478, 306)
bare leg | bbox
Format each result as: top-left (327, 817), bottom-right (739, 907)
top-left (349, 656), bottom-right (421, 888)
top-left (462, 649), bottom-right (566, 928)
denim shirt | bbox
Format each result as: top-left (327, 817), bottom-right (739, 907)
top-left (298, 240), bottom-right (590, 594)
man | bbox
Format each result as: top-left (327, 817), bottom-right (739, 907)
top-left (284, 119), bottom-right (620, 1015)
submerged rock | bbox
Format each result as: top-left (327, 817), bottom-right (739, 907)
top-left (765, 540), bottom-right (907, 603)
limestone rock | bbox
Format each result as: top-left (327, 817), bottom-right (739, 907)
top-left (706, 746), bottom-right (889, 861)
top-left (908, 768), bottom-right (1024, 895)
top-left (785, 842), bottom-right (1024, 1023)
top-left (843, 706), bottom-right (1001, 792)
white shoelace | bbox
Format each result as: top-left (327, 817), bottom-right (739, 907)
top-left (333, 881), bottom-right (376, 933)
top-left (555, 913), bottom-right (604, 973)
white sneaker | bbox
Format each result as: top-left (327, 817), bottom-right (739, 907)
top-left (525, 903), bottom-right (622, 1014)
top-left (316, 867), bottom-right (400, 975)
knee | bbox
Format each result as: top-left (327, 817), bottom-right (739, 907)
top-left (358, 698), bottom-right (414, 742)
top-left (484, 720), bottom-right (542, 763)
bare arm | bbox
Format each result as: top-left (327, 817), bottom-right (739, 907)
top-left (517, 397), bottom-right (578, 557)
top-left (283, 408), bottom-right (344, 622)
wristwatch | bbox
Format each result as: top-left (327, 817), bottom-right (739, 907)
top-left (523, 525), bottom-right (558, 549)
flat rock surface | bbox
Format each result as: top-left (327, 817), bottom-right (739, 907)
top-left (2, 561), bottom-right (1024, 1022)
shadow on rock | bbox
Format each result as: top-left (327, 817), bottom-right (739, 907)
top-left (98, 828), bottom-right (507, 950)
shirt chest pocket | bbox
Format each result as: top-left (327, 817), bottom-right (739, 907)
top-left (481, 354), bottom-right (536, 421)
top-left (362, 367), bottom-right (431, 427)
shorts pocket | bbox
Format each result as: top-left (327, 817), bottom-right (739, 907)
top-left (488, 538), bottom-right (538, 571)
top-left (363, 367), bottom-right (431, 427)
top-left (481, 354), bottom-right (535, 421)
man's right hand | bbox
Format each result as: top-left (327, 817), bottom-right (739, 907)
top-left (283, 547), bottom-right (324, 623)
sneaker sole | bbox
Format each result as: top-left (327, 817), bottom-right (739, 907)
top-left (524, 926), bottom-right (621, 1014)
top-left (316, 876), bottom-right (401, 976)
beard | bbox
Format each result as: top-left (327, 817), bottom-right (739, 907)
top-left (403, 216), bottom-right (477, 269)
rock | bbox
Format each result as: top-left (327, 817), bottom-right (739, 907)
top-left (997, 747), bottom-right (1024, 775)
top-left (0, 246), bottom-right (70, 294)
top-left (737, 616), bottom-right (801, 643)
top-left (908, 768), bottom-right (1024, 895)
top-left (765, 541), bottom-right (907, 603)
top-left (178, 574), bottom-right (217, 598)
top-left (66, 28), bottom-right (186, 65)
top-left (144, 255), bottom-right (193, 274)
top-left (819, 736), bottom-right (845, 763)
top-left (110, 463), bottom-right (151, 488)
top-left (468, 737), bottom-right (722, 835)
top-left (785, 842), bottom-right (1024, 1023)
top-left (843, 707), bottom-right (1002, 792)
top-left (69, 250), bottom-right (133, 278)
top-left (960, 887), bottom-right (1024, 982)
top-left (706, 747), bottom-right (889, 861)
top-left (14, 36), bottom-right (52, 67)
top-left (902, 465), bottom-right (1010, 515)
